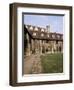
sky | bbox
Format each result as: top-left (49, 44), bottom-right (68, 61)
top-left (24, 14), bottom-right (64, 34)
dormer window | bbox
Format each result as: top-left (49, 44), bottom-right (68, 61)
top-left (29, 26), bottom-right (33, 30)
top-left (41, 33), bottom-right (44, 37)
top-left (26, 25), bottom-right (28, 29)
top-left (52, 34), bottom-right (55, 38)
top-left (47, 34), bottom-right (49, 37)
top-left (33, 33), bottom-right (36, 36)
top-left (41, 28), bottom-right (44, 32)
top-left (57, 35), bottom-right (60, 39)
top-left (35, 27), bottom-right (38, 31)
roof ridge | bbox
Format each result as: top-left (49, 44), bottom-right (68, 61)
top-left (25, 24), bottom-right (46, 29)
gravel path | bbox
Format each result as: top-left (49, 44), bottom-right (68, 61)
top-left (24, 54), bottom-right (42, 74)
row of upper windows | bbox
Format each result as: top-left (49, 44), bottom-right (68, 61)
top-left (26, 25), bottom-right (46, 32)
top-left (33, 32), bottom-right (62, 39)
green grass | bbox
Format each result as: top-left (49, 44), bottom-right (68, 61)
top-left (40, 53), bottom-right (63, 73)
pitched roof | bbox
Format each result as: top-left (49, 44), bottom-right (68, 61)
top-left (24, 25), bottom-right (63, 41)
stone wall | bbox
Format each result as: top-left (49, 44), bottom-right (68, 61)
top-left (25, 33), bottom-right (63, 56)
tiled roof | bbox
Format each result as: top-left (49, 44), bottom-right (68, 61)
top-left (24, 25), bottom-right (63, 41)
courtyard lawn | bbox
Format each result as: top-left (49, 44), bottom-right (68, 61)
top-left (40, 53), bottom-right (63, 73)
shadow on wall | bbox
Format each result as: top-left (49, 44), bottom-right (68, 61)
top-left (24, 26), bottom-right (28, 55)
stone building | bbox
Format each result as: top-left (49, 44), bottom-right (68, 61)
top-left (24, 25), bottom-right (63, 56)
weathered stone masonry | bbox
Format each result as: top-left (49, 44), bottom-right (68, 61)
top-left (24, 25), bottom-right (63, 56)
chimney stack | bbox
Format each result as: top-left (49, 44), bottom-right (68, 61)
top-left (46, 25), bottom-right (50, 33)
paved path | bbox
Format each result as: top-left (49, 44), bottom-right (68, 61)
top-left (24, 54), bottom-right (42, 74)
